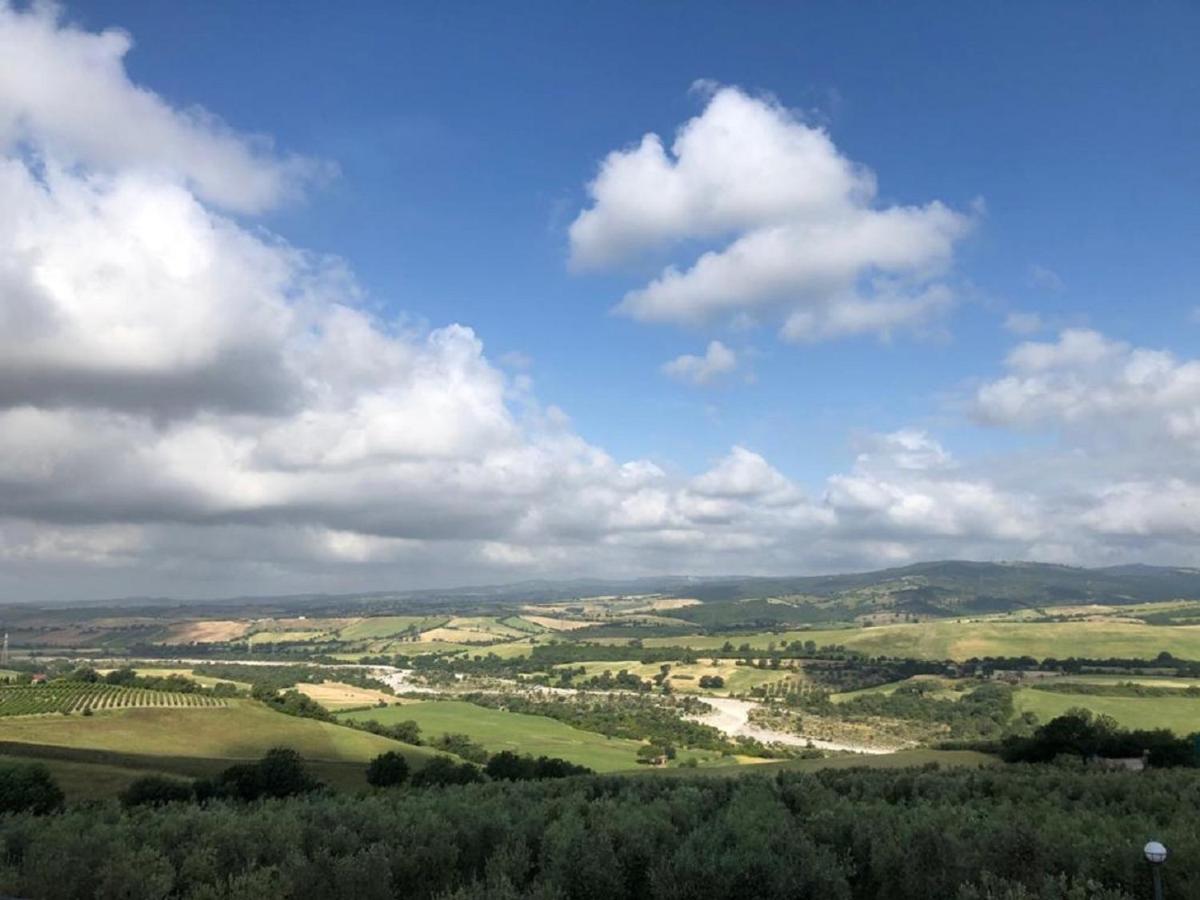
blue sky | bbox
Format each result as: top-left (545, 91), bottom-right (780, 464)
top-left (1, 1), bottom-right (1199, 598)
top-left (74, 0), bottom-right (1199, 478)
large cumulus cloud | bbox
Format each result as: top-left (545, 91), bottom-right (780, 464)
top-left (570, 84), bottom-right (974, 341)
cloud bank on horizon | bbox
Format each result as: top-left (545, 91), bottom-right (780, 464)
top-left (0, 3), bottom-right (1197, 600)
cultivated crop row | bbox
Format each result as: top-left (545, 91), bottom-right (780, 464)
top-left (0, 683), bottom-right (227, 717)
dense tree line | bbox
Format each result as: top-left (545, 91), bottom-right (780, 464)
top-left (99, 666), bottom-right (241, 697)
top-left (965, 652), bottom-right (1200, 677)
top-left (2, 765), bottom-right (1197, 898)
top-left (1030, 680), bottom-right (1200, 698)
top-left (192, 663), bottom-right (393, 696)
top-left (1000, 709), bottom-right (1200, 767)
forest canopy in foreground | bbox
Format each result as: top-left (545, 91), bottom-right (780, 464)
top-left (0, 765), bottom-right (1195, 900)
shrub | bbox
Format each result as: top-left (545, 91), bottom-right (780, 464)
top-left (196, 748), bottom-right (323, 802)
top-left (120, 775), bottom-right (194, 808)
top-left (366, 751), bottom-right (410, 787)
top-left (410, 756), bottom-right (483, 788)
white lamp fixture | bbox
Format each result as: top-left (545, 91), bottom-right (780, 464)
top-left (1144, 841), bottom-right (1169, 865)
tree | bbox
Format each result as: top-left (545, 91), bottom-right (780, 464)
top-left (256, 748), bottom-right (321, 798)
top-left (366, 751), bottom-right (410, 787)
top-left (0, 761), bottom-right (64, 814)
top-left (432, 732), bottom-right (488, 763)
top-left (120, 775), bottom-right (194, 807)
top-left (204, 748), bottom-right (323, 801)
top-left (636, 744), bottom-right (668, 765)
top-left (410, 757), bottom-right (484, 787)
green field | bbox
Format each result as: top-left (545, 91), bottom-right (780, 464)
top-left (498, 615), bottom-right (544, 634)
top-left (1014, 688), bottom-right (1200, 734)
top-left (0, 700), bottom-right (427, 762)
top-left (0, 699), bottom-right (437, 795)
top-left (337, 616), bottom-right (449, 641)
top-left (340, 700), bottom-right (669, 772)
top-left (637, 620), bottom-right (1200, 661)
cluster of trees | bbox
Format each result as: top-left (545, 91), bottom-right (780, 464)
top-left (697, 674), bottom-right (725, 689)
top-left (428, 733), bottom-right (489, 764)
top-left (1000, 709), bottom-right (1200, 767)
top-left (784, 682), bottom-right (1020, 742)
top-left (399, 642), bottom-right (702, 680)
top-left (351, 716), bottom-right (423, 745)
top-left (483, 751), bottom-right (592, 781)
top-left (573, 668), bottom-right (653, 691)
top-left (251, 685), bottom-right (334, 721)
top-left (800, 657), bottom-right (951, 692)
top-left (54, 666), bottom-right (241, 698)
top-left (2, 765), bottom-right (1198, 898)
top-left (193, 663), bottom-right (393, 696)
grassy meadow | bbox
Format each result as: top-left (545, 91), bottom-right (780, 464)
top-left (338, 700), bottom-right (662, 772)
top-left (1013, 688), bottom-right (1200, 734)
top-left (0, 700), bottom-right (438, 797)
top-left (635, 620), bottom-right (1200, 661)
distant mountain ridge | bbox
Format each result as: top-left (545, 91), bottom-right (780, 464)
top-left (18, 561), bottom-right (1200, 616)
top-left (681, 560), bottom-right (1200, 604)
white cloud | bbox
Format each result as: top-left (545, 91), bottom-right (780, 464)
top-left (1080, 481), bottom-right (1200, 537)
top-left (973, 329), bottom-right (1200, 444)
top-left (571, 85), bottom-right (973, 341)
top-left (691, 446), bottom-right (795, 501)
top-left (852, 429), bottom-right (954, 472)
top-left (1028, 264), bottom-right (1065, 293)
top-left (661, 340), bottom-right (737, 385)
top-left (1003, 311), bottom-right (1044, 335)
top-left (824, 430), bottom-right (1038, 541)
top-left (0, 2), bottom-right (321, 213)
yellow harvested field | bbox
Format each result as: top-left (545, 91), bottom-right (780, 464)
top-left (159, 620), bottom-right (251, 644)
top-left (250, 630), bottom-right (327, 643)
top-left (294, 681), bottom-right (397, 710)
top-left (628, 597), bottom-right (700, 612)
top-left (419, 628), bottom-right (493, 644)
top-left (273, 617), bottom-right (352, 630)
top-left (520, 615), bottom-right (592, 631)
